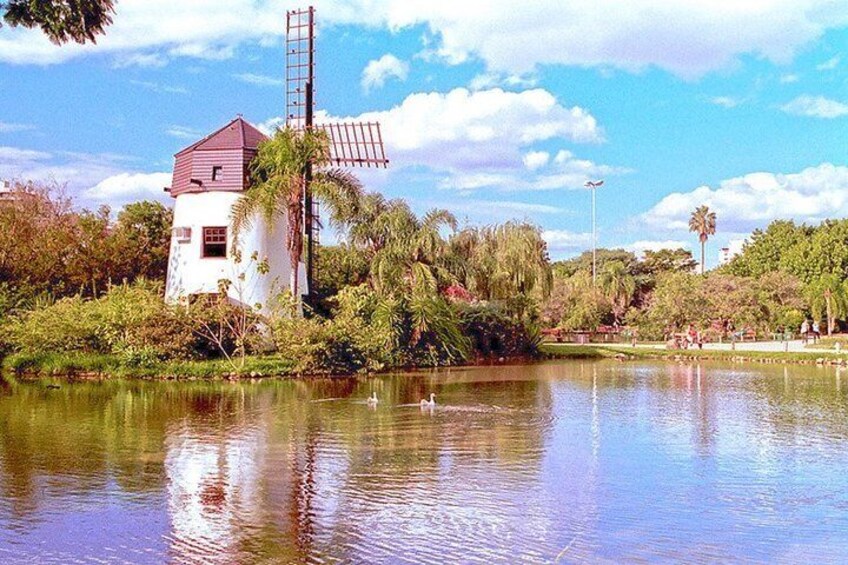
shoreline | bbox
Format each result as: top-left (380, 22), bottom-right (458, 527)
top-left (5, 342), bottom-right (848, 382)
top-left (0, 351), bottom-right (536, 381)
top-left (540, 342), bottom-right (848, 366)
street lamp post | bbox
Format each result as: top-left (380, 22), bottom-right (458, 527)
top-left (584, 180), bottom-right (604, 285)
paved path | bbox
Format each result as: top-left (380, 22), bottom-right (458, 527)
top-left (597, 340), bottom-right (840, 354)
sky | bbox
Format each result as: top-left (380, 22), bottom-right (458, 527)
top-left (1, 0), bottom-right (847, 265)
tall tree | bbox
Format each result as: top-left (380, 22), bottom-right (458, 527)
top-left (2, 0), bottom-right (115, 44)
top-left (805, 275), bottom-right (848, 336)
top-left (689, 205), bottom-right (717, 275)
top-left (451, 222), bottom-right (553, 303)
top-left (232, 127), bottom-right (363, 301)
top-left (599, 260), bottom-right (636, 324)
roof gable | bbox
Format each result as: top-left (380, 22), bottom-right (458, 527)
top-left (175, 116), bottom-right (268, 156)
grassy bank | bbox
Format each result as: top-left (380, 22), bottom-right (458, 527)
top-left (2, 352), bottom-right (297, 380)
top-left (540, 343), bottom-right (848, 365)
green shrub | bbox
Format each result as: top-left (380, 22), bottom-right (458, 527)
top-left (273, 317), bottom-right (369, 374)
top-left (336, 285), bottom-right (470, 368)
top-left (6, 280), bottom-right (198, 362)
top-left (457, 303), bottom-right (538, 359)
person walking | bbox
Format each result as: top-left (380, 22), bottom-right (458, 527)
top-left (801, 319), bottom-right (809, 344)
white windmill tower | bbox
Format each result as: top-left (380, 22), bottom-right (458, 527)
top-left (164, 6), bottom-right (388, 313)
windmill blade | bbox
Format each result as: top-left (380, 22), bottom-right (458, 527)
top-left (285, 7), bottom-right (315, 130)
top-left (316, 122), bottom-right (390, 168)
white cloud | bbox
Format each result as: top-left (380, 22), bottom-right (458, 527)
top-left (361, 54), bottom-right (409, 92)
top-left (542, 229), bottom-right (593, 255)
top-left (83, 172), bottom-right (172, 207)
top-left (523, 151), bottom-right (550, 171)
top-left (781, 95), bottom-right (848, 118)
top-left (469, 73), bottom-right (537, 91)
top-left (0, 146), bottom-right (126, 189)
top-left (165, 125), bottom-right (204, 140)
top-left (339, 0), bottom-right (848, 78)
top-left (711, 96), bottom-right (741, 108)
top-left (625, 240), bottom-right (690, 258)
top-left (0, 146), bottom-right (50, 162)
top-left (779, 73), bottom-right (800, 83)
top-left (295, 86), bottom-right (615, 193)
top-left (0, 144), bottom-right (169, 208)
top-left (130, 80), bottom-right (188, 95)
top-left (233, 73), bottom-right (284, 87)
top-left (3, 0), bottom-right (845, 78)
top-left (816, 55), bottom-right (840, 71)
top-left (439, 199), bottom-right (563, 221)
top-left (642, 163), bottom-right (848, 233)
top-left (0, 122), bottom-right (36, 133)
top-left (113, 52), bottom-right (167, 68)
top-left (330, 87), bottom-right (602, 160)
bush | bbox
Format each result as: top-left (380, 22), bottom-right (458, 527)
top-left (6, 280), bottom-right (198, 363)
top-left (272, 316), bottom-right (369, 374)
top-left (272, 285), bottom-right (473, 374)
top-left (457, 303), bottom-right (538, 359)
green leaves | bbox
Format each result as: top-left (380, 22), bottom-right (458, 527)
top-left (3, 0), bottom-right (115, 44)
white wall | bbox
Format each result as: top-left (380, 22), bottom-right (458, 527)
top-left (165, 191), bottom-right (306, 315)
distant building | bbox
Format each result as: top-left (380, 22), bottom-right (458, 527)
top-left (164, 116), bottom-right (306, 313)
top-left (718, 239), bottom-right (746, 266)
top-left (0, 180), bottom-right (14, 203)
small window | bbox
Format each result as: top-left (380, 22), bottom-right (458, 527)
top-left (212, 166), bottom-right (223, 181)
top-left (173, 226), bottom-right (192, 243)
top-left (202, 227), bottom-right (228, 258)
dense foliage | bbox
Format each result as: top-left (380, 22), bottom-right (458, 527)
top-left (2, 0), bottom-right (114, 44)
top-left (544, 243), bottom-right (811, 341)
top-left (0, 182), bottom-right (172, 297)
top-left (1, 173), bottom-right (552, 375)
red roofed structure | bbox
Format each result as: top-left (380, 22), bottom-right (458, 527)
top-left (168, 116), bottom-right (268, 197)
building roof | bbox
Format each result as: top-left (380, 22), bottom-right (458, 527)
top-left (174, 116), bottom-right (268, 156)
top-left (168, 116), bottom-right (269, 198)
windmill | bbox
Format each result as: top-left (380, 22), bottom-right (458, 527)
top-left (285, 6), bottom-right (389, 304)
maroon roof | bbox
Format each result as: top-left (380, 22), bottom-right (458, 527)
top-left (168, 116), bottom-right (269, 197)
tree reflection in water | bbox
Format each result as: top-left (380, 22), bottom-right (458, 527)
top-left (0, 361), bottom-right (847, 563)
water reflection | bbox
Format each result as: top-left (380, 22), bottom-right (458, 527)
top-left (0, 361), bottom-right (847, 563)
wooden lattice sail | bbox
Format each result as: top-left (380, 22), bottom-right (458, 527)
top-left (285, 6), bottom-right (389, 303)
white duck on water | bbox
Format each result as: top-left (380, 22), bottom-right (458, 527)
top-left (420, 393), bottom-right (436, 408)
top-left (367, 392), bottom-right (379, 406)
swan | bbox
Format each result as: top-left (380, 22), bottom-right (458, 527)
top-left (419, 393), bottom-right (436, 407)
top-left (367, 392), bottom-right (379, 406)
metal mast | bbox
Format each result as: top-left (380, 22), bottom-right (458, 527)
top-left (286, 6), bottom-right (389, 306)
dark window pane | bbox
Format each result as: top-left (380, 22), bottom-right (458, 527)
top-left (202, 226), bottom-right (227, 258)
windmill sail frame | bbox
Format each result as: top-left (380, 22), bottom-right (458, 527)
top-left (285, 6), bottom-right (389, 305)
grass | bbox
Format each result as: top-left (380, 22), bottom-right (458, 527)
top-left (804, 336), bottom-right (848, 350)
top-left (2, 351), bottom-right (297, 380)
top-left (540, 342), bottom-right (848, 365)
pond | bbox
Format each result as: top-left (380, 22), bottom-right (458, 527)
top-left (1, 360), bottom-right (848, 563)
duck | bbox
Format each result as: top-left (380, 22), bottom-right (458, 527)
top-left (419, 393), bottom-right (436, 408)
top-left (366, 392), bottom-right (379, 406)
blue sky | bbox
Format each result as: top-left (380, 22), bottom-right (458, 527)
top-left (1, 1), bottom-right (847, 263)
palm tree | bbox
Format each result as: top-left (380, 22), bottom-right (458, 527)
top-left (599, 260), bottom-right (636, 324)
top-left (805, 275), bottom-right (848, 336)
top-left (689, 205), bottom-right (717, 275)
top-left (231, 127), bottom-right (363, 301)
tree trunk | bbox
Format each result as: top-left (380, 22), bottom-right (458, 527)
top-left (700, 240), bottom-right (705, 275)
top-left (826, 295), bottom-right (833, 336)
